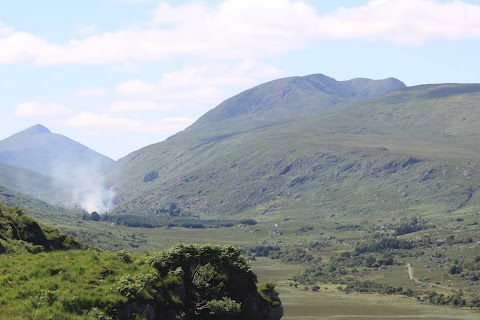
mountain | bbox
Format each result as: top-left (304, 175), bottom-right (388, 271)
top-left (0, 124), bottom-right (113, 176)
top-left (189, 73), bottom-right (405, 132)
top-left (0, 164), bottom-right (70, 205)
top-left (0, 125), bottom-right (115, 212)
top-left (0, 184), bottom-right (83, 223)
top-left (110, 74), bottom-right (479, 218)
top-left (110, 74), bottom-right (405, 208)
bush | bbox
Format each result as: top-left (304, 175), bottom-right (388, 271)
top-left (116, 249), bottom-right (133, 263)
top-left (207, 297), bottom-right (241, 318)
top-left (113, 273), bottom-right (157, 301)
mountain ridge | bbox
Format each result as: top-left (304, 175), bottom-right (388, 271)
top-left (0, 124), bottom-right (115, 212)
top-left (0, 124), bottom-right (113, 177)
top-left (187, 73), bottom-right (406, 132)
top-left (107, 79), bottom-right (480, 219)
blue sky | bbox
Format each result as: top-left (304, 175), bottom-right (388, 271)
top-left (1, 0), bottom-right (480, 160)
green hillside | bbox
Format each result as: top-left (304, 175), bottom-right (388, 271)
top-left (108, 82), bottom-right (480, 221)
top-left (0, 184), bottom-right (85, 222)
top-left (189, 74), bottom-right (405, 131)
top-left (99, 79), bottom-right (480, 317)
top-left (0, 164), bottom-right (70, 205)
top-left (0, 202), bottom-right (282, 319)
top-left (2, 76), bottom-right (480, 318)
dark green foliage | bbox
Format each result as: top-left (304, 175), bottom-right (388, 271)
top-left (421, 291), bottom-right (468, 307)
top-left (0, 202), bottom-right (81, 252)
top-left (0, 207), bottom-right (282, 319)
top-left (239, 219), bottom-right (257, 225)
top-left (206, 297), bottom-right (241, 318)
top-left (116, 249), bottom-right (133, 263)
top-left (268, 247), bottom-right (320, 264)
top-left (245, 245), bottom-right (280, 257)
top-left (245, 245), bottom-right (320, 264)
top-left (343, 281), bottom-right (404, 295)
top-left (90, 211), bottom-right (100, 221)
top-left (449, 264), bottom-right (463, 275)
top-left (148, 244), bottom-right (264, 319)
top-left (110, 243), bottom-right (283, 319)
top-left (393, 217), bottom-right (430, 236)
top-left (355, 237), bottom-right (414, 253)
top-left (113, 272), bottom-right (157, 300)
top-left (105, 214), bottom-right (241, 229)
top-left (143, 170), bottom-right (159, 182)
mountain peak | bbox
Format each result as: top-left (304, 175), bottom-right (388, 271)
top-left (21, 124), bottom-right (51, 135)
top-left (187, 73), bottom-right (406, 132)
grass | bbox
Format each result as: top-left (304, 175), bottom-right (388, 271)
top-left (107, 83), bottom-right (480, 222)
top-left (0, 250), bottom-right (151, 319)
top-left (251, 258), bottom-right (480, 320)
top-left (4, 82), bottom-right (480, 318)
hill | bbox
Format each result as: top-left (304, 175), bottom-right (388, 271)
top-left (0, 202), bottom-right (282, 319)
top-left (189, 74), bottom-right (405, 131)
top-left (0, 164), bottom-right (69, 205)
top-left (107, 78), bottom-right (480, 220)
top-left (0, 202), bottom-right (82, 254)
top-left (0, 184), bottom-right (84, 223)
top-left (0, 124), bottom-right (113, 176)
top-left (0, 124), bottom-right (115, 212)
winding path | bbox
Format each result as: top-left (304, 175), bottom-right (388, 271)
top-left (406, 263), bottom-right (458, 292)
top-left (407, 263), bottom-right (415, 281)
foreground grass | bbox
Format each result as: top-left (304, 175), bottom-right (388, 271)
top-left (0, 250), bottom-right (150, 319)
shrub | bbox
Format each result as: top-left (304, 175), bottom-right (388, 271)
top-left (116, 249), bottom-right (133, 263)
top-left (207, 297), bottom-right (241, 318)
top-left (113, 273), bottom-right (157, 301)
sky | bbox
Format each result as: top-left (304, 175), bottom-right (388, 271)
top-left (2, 0), bottom-right (480, 160)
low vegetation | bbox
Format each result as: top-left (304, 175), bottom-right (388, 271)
top-left (0, 203), bottom-right (282, 319)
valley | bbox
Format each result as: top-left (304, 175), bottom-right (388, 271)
top-left (1, 74), bottom-right (480, 319)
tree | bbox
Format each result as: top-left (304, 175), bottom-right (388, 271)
top-left (90, 211), bottom-right (100, 221)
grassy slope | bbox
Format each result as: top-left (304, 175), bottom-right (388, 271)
top-left (189, 74), bottom-right (405, 131)
top-left (0, 164), bottom-right (70, 205)
top-left (251, 258), bottom-right (480, 320)
top-left (0, 185), bottom-right (83, 224)
top-left (109, 83), bottom-right (480, 223)
top-left (96, 83), bottom-right (480, 319)
top-left (0, 203), bottom-right (280, 319)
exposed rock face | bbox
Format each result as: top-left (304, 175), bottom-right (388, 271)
top-left (240, 292), bottom-right (284, 320)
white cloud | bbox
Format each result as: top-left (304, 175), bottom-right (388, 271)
top-left (116, 80), bottom-right (156, 95)
top-left (66, 112), bottom-right (194, 134)
top-left (73, 87), bottom-right (108, 97)
top-left (2, 1), bottom-right (480, 66)
top-left (108, 100), bottom-right (160, 112)
top-left (317, 0), bottom-right (480, 44)
top-left (67, 112), bottom-right (138, 129)
top-left (15, 101), bottom-right (71, 117)
top-left (115, 62), bottom-right (285, 112)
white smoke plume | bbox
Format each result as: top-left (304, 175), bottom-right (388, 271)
top-left (50, 156), bottom-right (115, 213)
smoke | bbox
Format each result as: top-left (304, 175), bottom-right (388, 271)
top-left (50, 155), bottom-right (115, 214)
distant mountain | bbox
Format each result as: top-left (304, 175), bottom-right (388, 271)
top-left (0, 124), bottom-right (113, 177)
top-left (0, 125), bottom-right (115, 212)
top-left (189, 74), bottom-right (405, 131)
top-left (0, 184), bottom-right (81, 222)
top-left (0, 164), bottom-right (69, 205)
